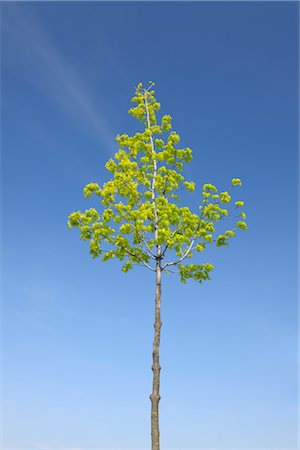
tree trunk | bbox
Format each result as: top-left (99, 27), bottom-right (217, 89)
top-left (150, 261), bottom-right (162, 450)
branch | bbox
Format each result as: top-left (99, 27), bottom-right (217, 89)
top-left (110, 203), bottom-right (155, 260)
top-left (120, 246), bottom-right (156, 272)
top-left (141, 237), bottom-right (157, 259)
top-left (161, 220), bottom-right (202, 270)
top-left (160, 227), bottom-right (182, 259)
top-left (95, 228), bottom-right (155, 271)
top-left (163, 268), bottom-right (179, 275)
top-left (162, 238), bottom-right (195, 270)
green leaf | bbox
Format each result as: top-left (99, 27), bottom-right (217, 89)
top-left (236, 221), bottom-right (247, 230)
top-left (232, 178), bottom-right (242, 186)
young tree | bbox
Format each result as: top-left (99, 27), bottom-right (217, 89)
top-left (68, 82), bottom-right (247, 450)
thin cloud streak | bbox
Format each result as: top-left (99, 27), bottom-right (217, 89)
top-left (2, 5), bottom-right (116, 153)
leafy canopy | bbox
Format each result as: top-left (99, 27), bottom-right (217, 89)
top-left (68, 82), bottom-right (247, 283)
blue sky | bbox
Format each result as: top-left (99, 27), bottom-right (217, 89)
top-left (2, 2), bottom-right (298, 449)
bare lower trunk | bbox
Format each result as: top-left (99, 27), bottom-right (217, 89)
top-left (150, 262), bottom-right (162, 450)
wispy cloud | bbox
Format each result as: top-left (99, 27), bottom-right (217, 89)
top-left (2, 4), bottom-right (116, 152)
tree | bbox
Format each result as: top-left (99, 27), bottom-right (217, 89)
top-left (68, 82), bottom-right (247, 450)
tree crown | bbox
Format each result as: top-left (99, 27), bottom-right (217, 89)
top-left (68, 82), bottom-right (247, 283)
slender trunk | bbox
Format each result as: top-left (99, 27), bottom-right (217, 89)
top-left (144, 87), bottom-right (162, 450)
top-left (150, 261), bottom-right (162, 450)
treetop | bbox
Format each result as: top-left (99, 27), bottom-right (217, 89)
top-left (68, 82), bottom-right (247, 283)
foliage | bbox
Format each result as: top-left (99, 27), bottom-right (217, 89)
top-left (68, 82), bottom-right (247, 282)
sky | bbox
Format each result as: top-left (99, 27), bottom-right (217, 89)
top-left (1, 1), bottom-right (298, 449)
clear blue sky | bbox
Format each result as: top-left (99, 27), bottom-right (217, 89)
top-left (2, 2), bottom-right (298, 449)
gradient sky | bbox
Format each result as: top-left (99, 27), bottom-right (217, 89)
top-left (2, 2), bottom-right (298, 449)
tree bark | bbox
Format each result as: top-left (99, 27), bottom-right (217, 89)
top-left (150, 261), bottom-right (162, 450)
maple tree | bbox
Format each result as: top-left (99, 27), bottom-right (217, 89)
top-left (68, 82), bottom-right (247, 450)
